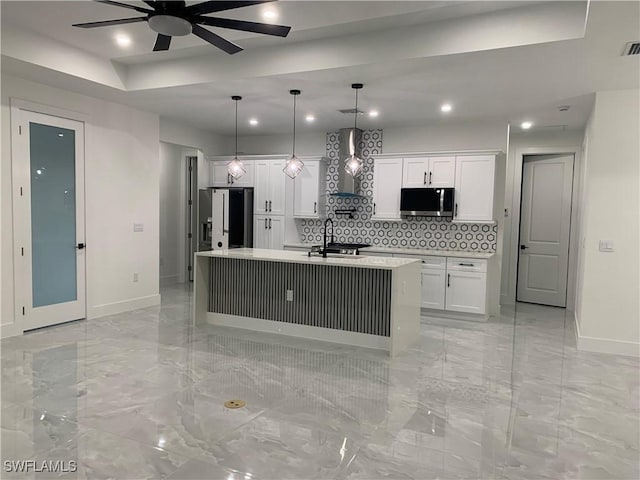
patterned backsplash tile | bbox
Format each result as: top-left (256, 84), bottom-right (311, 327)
top-left (296, 129), bottom-right (497, 253)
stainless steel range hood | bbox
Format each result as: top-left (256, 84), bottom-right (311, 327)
top-left (330, 128), bottom-right (363, 198)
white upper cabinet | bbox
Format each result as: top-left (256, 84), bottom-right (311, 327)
top-left (293, 159), bottom-right (327, 218)
top-left (210, 160), bottom-right (254, 187)
top-left (453, 155), bottom-right (495, 222)
top-left (254, 159), bottom-right (286, 215)
top-left (402, 156), bottom-right (455, 188)
top-left (373, 157), bottom-right (403, 220)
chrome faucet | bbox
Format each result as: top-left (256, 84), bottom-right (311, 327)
top-left (322, 217), bottom-right (335, 258)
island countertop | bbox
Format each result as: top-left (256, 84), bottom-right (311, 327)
top-left (195, 248), bottom-right (421, 270)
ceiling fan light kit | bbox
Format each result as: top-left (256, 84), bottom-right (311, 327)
top-left (73, 0), bottom-right (292, 54)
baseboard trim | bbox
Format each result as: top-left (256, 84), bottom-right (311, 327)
top-left (88, 294), bottom-right (161, 319)
top-left (1, 322), bottom-right (23, 339)
top-left (574, 311), bottom-right (640, 357)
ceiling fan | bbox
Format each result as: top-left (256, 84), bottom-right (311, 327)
top-left (73, 0), bottom-right (291, 54)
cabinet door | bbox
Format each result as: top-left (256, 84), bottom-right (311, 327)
top-left (268, 216), bottom-right (285, 250)
top-left (211, 161), bottom-right (232, 186)
top-left (402, 157), bottom-right (429, 188)
top-left (428, 157), bottom-right (455, 187)
top-left (373, 158), bottom-right (403, 220)
top-left (445, 271), bottom-right (487, 314)
top-left (454, 155), bottom-right (495, 222)
top-left (268, 160), bottom-right (286, 215)
top-left (421, 269), bottom-right (446, 310)
top-left (230, 161), bottom-right (254, 187)
top-left (294, 161), bottom-right (320, 217)
top-left (254, 161), bottom-right (270, 214)
top-left (253, 215), bottom-right (269, 249)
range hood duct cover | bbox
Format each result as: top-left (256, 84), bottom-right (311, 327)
top-left (331, 128), bottom-right (363, 198)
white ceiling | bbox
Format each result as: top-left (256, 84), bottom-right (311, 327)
top-left (2, 1), bottom-right (639, 136)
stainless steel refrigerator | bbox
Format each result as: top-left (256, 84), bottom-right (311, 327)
top-left (198, 188), bottom-right (253, 251)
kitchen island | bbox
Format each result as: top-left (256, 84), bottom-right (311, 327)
top-left (193, 248), bottom-right (421, 356)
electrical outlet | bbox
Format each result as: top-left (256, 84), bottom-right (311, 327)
top-left (599, 240), bottom-right (614, 252)
top-left (133, 223), bottom-right (144, 232)
top-left (286, 290), bottom-right (293, 302)
top-left (133, 273), bottom-right (139, 282)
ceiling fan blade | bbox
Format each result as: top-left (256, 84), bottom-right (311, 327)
top-left (191, 24), bottom-right (242, 54)
top-left (94, 0), bottom-right (153, 14)
top-left (186, 1), bottom-right (275, 16)
top-left (73, 17), bottom-right (147, 28)
top-left (141, 1), bottom-right (156, 7)
top-left (153, 34), bottom-right (172, 51)
top-left (195, 17), bottom-right (291, 37)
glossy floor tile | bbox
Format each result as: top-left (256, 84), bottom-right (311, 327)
top-left (1, 284), bottom-right (638, 479)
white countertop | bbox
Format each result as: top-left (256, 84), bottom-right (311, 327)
top-left (196, 248), bottom-right (421, 270)
top-left (283, 243), bottom-right (494, 259)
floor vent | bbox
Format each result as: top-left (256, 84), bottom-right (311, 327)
top-left (622, 41), bottom-right (640, 55)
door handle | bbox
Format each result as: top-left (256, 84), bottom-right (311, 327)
top-left (264, 218), bottom-right (268, 229)
top-left (429, 171), bottom-right (432, 185)
top-left (76, 243), bottom-right (85, 250)
top-left (447, 273), bottom-right (450, 288)
top-left (314, 202), bottom-right (317, 214)
top-left (269, 218), bottom-right (272, 229)
top-left (520, 245), bottom-right (529, 250)
top-left (423, 172), bottom-right (427, 185)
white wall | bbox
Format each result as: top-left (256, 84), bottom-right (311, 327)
top-left (1, 74), bottom-right (161, 337)
top-left (501, 128), bottom-right (586, 307)
top-left (159, 117), bottom-right (224, 157)
top-left (219, 131), bottom-right (326, 156)
top-left (575, 89), bottom-right (640, 357)
top-left (159, 142), bottom-right (184, 285)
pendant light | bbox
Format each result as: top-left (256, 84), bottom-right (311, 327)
top-left (344, 83), bottom-right (364, 177)
top-left (283, 89), bottom-right (304, 179)
top-left (227, 95), bottom-right (246, 179)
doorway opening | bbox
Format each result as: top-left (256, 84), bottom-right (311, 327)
top-left (159, 142), bottom-right (202, 286)
top-left (516, 154), bottom-right (575, 307)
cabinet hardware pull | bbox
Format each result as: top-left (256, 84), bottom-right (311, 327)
top-left (423, 172), bottom-right (427, 185)
top-left (269, 218), bottom-right (272, 229)
top-left (373, 203), bottom-right (376, 215)
top-left (429, 172), bottom-right (432, 185)
top-left (459, 263), bottom-right (474, 267)
top-left (264, 218), bottom-right (268, 230)
top-left (269, 200), bottom-right (272, 212)
top-left (265, 200), bottom-right (268, 211)
top-left (455, 203), bottom-right (458, 217)
top-left (447, 273), bottom-right (450, 287)
top-left (222, 194), bottom-right (225, 235)
top-left (313, 202), bottom-right (317, 214)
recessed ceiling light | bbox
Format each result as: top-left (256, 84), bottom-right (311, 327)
top-left (58, 133), bottom-right (64, 137)
top-left (262, 9), bottom-right (278, 20)
top-left (521, 121), bottom-right (533, 129)
top-left (305, 114), bottom-right (315, 122)
top-left (440, 103), bottom-right (452, 113)
top-left (249, 118), bottom-right (259, 126)
top-left (369, 110), bottom-right (379, 118)
top-left (115, 34), bottom-right (131, 48)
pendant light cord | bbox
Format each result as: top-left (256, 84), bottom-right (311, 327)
top-left (292, 94), bottom-right (297, 156)
top-left (234, 98), bottom-right (238, 157)
top-left (354, 87), bottom-right (358, 131)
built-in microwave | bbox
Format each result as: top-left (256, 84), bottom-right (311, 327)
top-left (400, 188), bottom-right (455, 217)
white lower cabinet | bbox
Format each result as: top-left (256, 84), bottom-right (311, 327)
top-left (254, 215), bottom-right (284, 250)
top-left (445, 258), bottom-right (487, 314)
top-left (421, 269), bottom-right (446, 310)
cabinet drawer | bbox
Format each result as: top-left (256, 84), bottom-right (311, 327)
top-left (420, 256), bottom-right (446, 270)
top-left (446, 257), bottom-right (487, 273)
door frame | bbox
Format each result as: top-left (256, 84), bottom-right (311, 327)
top-left (505, 146), bottom-right (582, 310)
top-left (10, 98), bottom-right (88, 334)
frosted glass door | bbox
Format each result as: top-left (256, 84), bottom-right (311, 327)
top-left (16, 110), bottom-right (86, 330)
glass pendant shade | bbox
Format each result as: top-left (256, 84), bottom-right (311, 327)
top-left (344, 154), bottom-right (364, 177)
top-left (283, 154), bottom-right (304, 179)
top-left (227, 157), bottom-right (246, 179)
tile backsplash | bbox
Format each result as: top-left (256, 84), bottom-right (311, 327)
top-left (296, 129), bottom-right (497, 253)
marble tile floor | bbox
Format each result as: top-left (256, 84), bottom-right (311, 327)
top-left (1, 284), bottom-right (638, 479)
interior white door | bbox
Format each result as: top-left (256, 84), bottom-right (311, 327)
top-left (517, 154), bottom-right (574, 307)
top-left (14, 110), bottom-right (86, 331)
